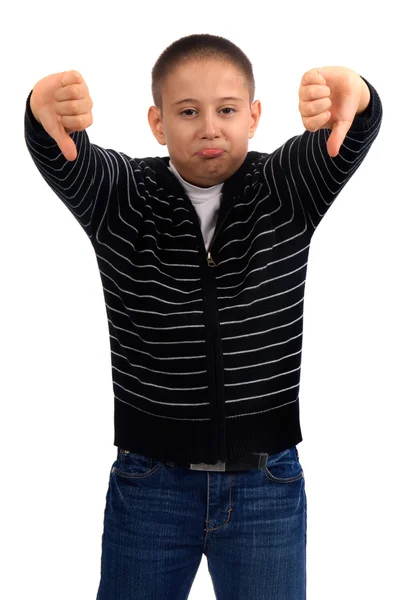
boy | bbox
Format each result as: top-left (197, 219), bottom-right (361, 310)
top-left (25, 34), bottom-right (382, 600)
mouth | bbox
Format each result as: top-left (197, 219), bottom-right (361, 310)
top-left (196, 148), bottom-right (225, 158)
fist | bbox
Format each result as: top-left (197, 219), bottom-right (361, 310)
top-left (299, 66), bottom-right (365, 157)
top-left (298, 68), bottom-right (332, 133)
top-left (30, 70), bottom-right (93, 161)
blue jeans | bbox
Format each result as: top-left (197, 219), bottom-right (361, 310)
top-left (96, 445), bottom-right (307, 599)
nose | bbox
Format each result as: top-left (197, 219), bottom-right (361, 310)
top-left (199, 111), bottom-right (220, 139)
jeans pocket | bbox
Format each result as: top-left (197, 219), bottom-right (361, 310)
top-left (112, 448), bottom-right (163, 480)
top-left (263, 445), bottom-right (304, 484)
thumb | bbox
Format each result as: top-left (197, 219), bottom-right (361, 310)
top-left (50, 117), bottom-right (78, 161)
top-left (327, 120), bottom-right (352, 157)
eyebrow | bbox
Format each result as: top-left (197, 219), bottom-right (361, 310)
top-left (171, 96), bottom-right (245, 106)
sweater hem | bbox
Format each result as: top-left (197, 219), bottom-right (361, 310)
top-left (113, 396), bottom-right (303, 465)
top-left (349, 77), bottom-right (382, 132)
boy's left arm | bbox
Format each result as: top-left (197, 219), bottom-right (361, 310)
top-left (273, 67), bottom-right (383, 236)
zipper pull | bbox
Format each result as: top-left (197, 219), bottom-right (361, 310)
top-left (207, 251), bottom-right (216, 267)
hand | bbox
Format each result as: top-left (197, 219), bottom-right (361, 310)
top-left (299, 66), bottom-right (364, 157)
top-left (30, 70), bottom-right (94, 161)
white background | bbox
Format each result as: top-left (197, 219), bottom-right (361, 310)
top-left (1, 0), bottom-right (399, 598)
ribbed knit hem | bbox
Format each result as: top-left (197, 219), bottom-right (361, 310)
top-left (349, 77), bottom-right (382, 132)
top-left (113, 396), bottom-right (303, 465)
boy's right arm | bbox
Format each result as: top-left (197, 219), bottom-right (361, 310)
top-left (24, 73), bottom-right (145, 242)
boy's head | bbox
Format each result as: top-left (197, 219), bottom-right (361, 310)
top-left (148, 34), bottom-right (261, 188)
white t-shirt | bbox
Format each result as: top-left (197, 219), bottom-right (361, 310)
top-left (169, 160), bottom-right (223, 251)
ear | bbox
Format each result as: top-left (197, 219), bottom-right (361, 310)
top-left (148, 105), bottom-right (167, 146)
top-left (248, 99), bottom-right (262, 139)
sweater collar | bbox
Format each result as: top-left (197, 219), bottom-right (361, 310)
top-left (156, 152), bottom-right (255, 201)
top-left (168, 160), bottom-right (223, 201)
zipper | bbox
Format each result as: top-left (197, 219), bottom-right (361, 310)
top-left (204, 193), bottom-right (237, 458)
top-left (207, 252), bottom-right (216, 267)
top-left (169, 182), bottom-right (233, 460)
top-left (206, 196), bottom-right (236, 267)
top-left (203, 196), bottom-right (236, 460)
top-left (204, 258), bottom-right (227, 461)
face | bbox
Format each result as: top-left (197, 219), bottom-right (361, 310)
top-left (148, 59), bottom-right (261, 187)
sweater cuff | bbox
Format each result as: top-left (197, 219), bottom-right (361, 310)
top-left (350, 76), bottom-right (382, 132)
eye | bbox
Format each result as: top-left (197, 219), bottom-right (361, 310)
top-left (179, 107), bottom-right (237, 117)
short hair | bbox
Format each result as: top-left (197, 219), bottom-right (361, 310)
top-left (151, 33), bottom-right (255, 111)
